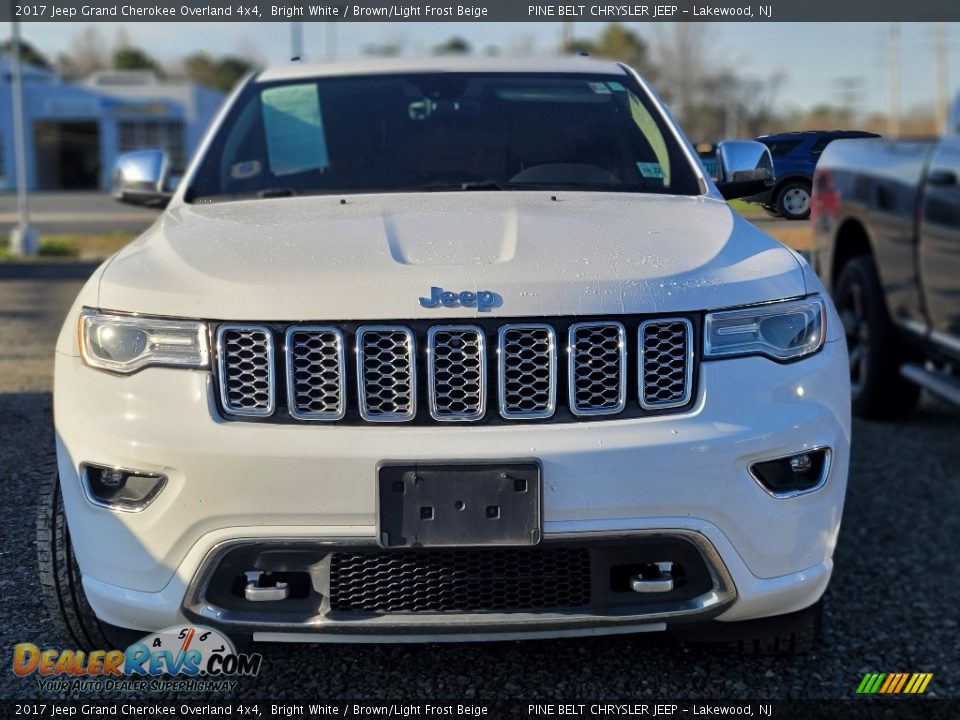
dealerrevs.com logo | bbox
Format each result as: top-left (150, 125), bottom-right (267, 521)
top-left (13, 625), bottom-right (262, 692)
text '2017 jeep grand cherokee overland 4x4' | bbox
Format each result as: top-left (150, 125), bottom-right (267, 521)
top-left (43, 58), bottom-right (850, 653)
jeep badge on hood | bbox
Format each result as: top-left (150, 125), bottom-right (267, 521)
top-left (419, 287), bottom-right (503, 312)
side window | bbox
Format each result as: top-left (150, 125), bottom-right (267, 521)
top-left (810, 137), bottom-right (834, 156)
top-left (761, 139), bottom-right (803, 157)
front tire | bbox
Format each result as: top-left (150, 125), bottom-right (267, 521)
top-left (775, 180), bottom-right (812, 220)
top-left (834, 255), bottom-right (920, 419)
top-left (36, 467), bottom-right (144, 651)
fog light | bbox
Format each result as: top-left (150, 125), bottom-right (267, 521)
top-left (99, 468), bottom-right (126, 488)
top-left (81, 464), bottom-right (166, 512)
top-left (750, 448), bottom-right (831, 498)
top-left (789, 454), bottom-right (813, 473)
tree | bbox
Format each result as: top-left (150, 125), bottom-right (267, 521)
top-left (183, 52), bottom-right (253, 92)
top-left (594, 23), bottom-right (649, 72)
top-left (653, 24), bottom-right (709, 127)
top-left (565, 24), bottom-right (650, 75)
top-left (363, 42), bottom-right (403, 57)
top-left (0, 37), bottom-right (51, 68)
top-left (55, 27), bottom-right (108, 79)
top-left (433, 37), bottom-right (471, 55)
top-left (113, 46), bottom-right (163, 75)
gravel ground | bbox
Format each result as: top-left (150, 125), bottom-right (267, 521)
top-left (1, 276), bottom-right (957, 701)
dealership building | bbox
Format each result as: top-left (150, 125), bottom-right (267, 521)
top-left (0, 56), bottom-right (224, 191)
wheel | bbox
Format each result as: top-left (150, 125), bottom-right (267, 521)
top-left (671, 599), bottom-right (823, 656)
top-left (36, 465), bottom-right (145, 651)
top-left (775, 180), bottom-right (812, 220)
top-left (835, 255), bottom-right (920, 419)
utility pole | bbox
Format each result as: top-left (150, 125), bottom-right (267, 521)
top-left (291, 21), bottom-right (303, 60)
top-left (934, 22), bottom-right (949, 134)
top-left (835, 77), bottom-right (864, 126)
top-left (326, 22), bottom-right (337, 61)
top-left (8, 20), bottom-right (37, 256)
top-left (562, 22), bottom-right (573, 53)
top-left (887, 23), bottom-right (900, 137)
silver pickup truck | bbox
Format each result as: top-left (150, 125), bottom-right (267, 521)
top-left (812, 99), bottom-right (960, 417)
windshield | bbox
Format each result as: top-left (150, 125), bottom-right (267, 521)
top-left (186, 72), bottom-right (701, 203)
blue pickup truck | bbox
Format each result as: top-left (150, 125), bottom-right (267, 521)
top-left (751, 130), bottom-right (880, 220)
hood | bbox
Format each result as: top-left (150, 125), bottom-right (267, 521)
top-left (97, 192), bottom-right (805, 320)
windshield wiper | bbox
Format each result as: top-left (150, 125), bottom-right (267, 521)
top-left (256, 187), bottom-right (300, 198)
top-left (191, 187), bottom-right (303, 203)
top-left (459, 181), bottom-right (503, 191)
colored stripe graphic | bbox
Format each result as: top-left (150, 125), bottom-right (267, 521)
top-left (858, 672), bottom-right (932, 694)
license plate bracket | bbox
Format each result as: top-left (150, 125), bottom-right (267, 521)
top-left (377, 462), bottom-right (542, 548)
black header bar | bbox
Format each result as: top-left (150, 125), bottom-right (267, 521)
top-left (5, 0), bottom-right (960, 23)
top-left (2, 700), bottom-right (957, 719)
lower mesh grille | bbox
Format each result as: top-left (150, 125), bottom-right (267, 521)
top-left (328, 547), bottom-right (592, 613)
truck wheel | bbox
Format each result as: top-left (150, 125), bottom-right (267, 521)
top-left (672, 600), bottom-right (822, 656)
top-left (835, 255), bottom-right (920, 419)
top-left (36, 466), bottom-right (144, 651)
top-left (775, 181), bottom-right (812, 221)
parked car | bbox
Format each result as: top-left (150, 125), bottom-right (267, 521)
top-left (695, 142), bottom-right (719, 178)
top-left (812, 107), bottom-right (960, 418)
top-left (751, 130), bottom-right (881, 220)
top-left (42, 57), bottom-right (850, 654)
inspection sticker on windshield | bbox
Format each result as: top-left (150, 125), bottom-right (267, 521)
top-left (636, 162), bottom-right (665, 179)
top-left (230, 160), bottom-right (262, 180)
top-left (588, 82), bottom-right (611, 94)
top-left (261, 84), bottom-right (329, 176)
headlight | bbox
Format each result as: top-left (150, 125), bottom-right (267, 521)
top-left (79, 310), bottom-right (209, 374)
top-left (704, 297), bottom-right (825, 361)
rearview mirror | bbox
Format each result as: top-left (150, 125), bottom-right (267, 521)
top-left (112, 150), bottom-right (178, 208)
top-left (715, 140), bottom-right (774, 200)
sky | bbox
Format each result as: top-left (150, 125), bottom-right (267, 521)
top-left (13, 21), bottom-right (959, 116)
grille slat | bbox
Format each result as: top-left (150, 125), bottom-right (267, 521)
top-left (427, 326), bottom-right (486, 421)
top-left (216, 325), bottom-right (275, 417)
top-left (215, 318), bottom-right (694, 422)
top-left (357, 326), bottom-right (417, 422)
top-left (639, 318), bottom-right (694, 409)
top-left (568, 322), bottom-right (627, 416)
top-left (498, 324), bottom-right (557, 419)
top-left (285, 326), bottom-right (346, 421)
top-left (329, 547), bottom-right (591, 613)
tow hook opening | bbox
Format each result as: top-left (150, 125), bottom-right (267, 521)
top-left (234, 570), bottom-right (310, 602)
top-left (612, 561), bottom-right (686, 594)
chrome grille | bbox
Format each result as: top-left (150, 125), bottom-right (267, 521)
top-left (639, 318), bottom-right (693, 409)
top-left (568, 322), bottom-right (627, 416)
top-left (356, 326), bottom-right (416, 422)
top-left (285, 326), bottom-right (345, 421)
top-left (427, 326), bottom-right (486, 421)
top-left (215, 317), bottom-right (694, 423)
top-left (498, 324), bottom-right (557, 419)
top-left (216, 325), bottom-right (275, 417)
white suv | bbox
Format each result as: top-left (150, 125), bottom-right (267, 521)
top-left (42, 58), bottom-right (850, 653)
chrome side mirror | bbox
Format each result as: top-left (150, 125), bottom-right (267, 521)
top-left (112, 150), bottom-right (178, 207)
top-left (715, 140), bottom-right (774, 200)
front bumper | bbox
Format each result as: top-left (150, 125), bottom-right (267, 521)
top-left (55, 338), bottom-right (850, 639)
